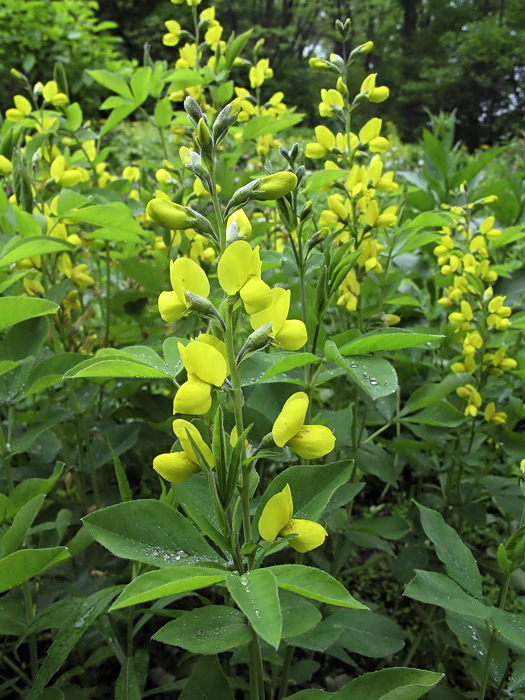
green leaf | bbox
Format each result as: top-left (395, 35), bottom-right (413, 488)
top-left (110, 567), bottom-right (227, 610)
top-left (65, 103), bottom-right (83, 132)
top-left (270, 565), bottom-right (367, 609)
top-left (224, 29), bottom-right (252, 69)
top-left (0, 236), bottom-right (74, 267)
top-left (153, 605), bottom-right (251, 653)
top-left (242, 112), bottom-right (303, 139)
top-left (327, 609), bottom-right (405, 658)
top-left (226, 569), bottom-right (282, 648)
top-left (0, 547), bottom-right (70, 593)
top-left (404, 570), bottom-right (490, 620)
top-left (3, 462), bottom-right (63, 522)
top-left (401, 400), bottom-right (466, 427)
top-left (167, 69), bottom-right (206, 91)
top-left (130, 67), bottom-right (152, 104)
top-left (179, 656), bottom-right (233, 700)
top-left (0, 297), bottom-right (58, 331)
top-left (86, 69), bottom-right (133, 99)
top-left (303, 170), bottom-right (343, 194)
top-left (115, 656), bottom-right (142, 700)
top-left (416, 502), bottom-right (483, 598)
top-left (171, 476), bottom-right (230, 551)
top-left (82, 499), bottom-right (223, 568)
top-left (355, 444), bottom-right (398, 485)
top-left (1, 494), bottom-right (45, 556)
top-left (60, 203), bottom-right (144, 238)
top-left (281, 591), bottom-right (322, 638)
top-left (258, 352), bottom-right (318, 383)
top-left (0, 270), bottom-right (30, 294)
top-left (254, 460), bottom-right (353, 540)
top-left (401, 373), bottom-right (470, 414)
top-left (331, 666), bottom-right (444, 699)
top-left (348, 515), bottom-right (411, 540)
top-left (64, 356), bottom-right (170, 379)
top-left (154, 98), bottom-right (172, 128)
top-left (339, 329), bottom-right (443, 355)
top-left (325, 341), bottom-right (397, 400)
top-left (491, 610), bottom-right (525, 653)
top-left (28, 587), bottom-right (121, 698)
top-left (403, 211), bottom-right (455, 228)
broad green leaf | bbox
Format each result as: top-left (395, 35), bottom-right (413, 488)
top-left (61, 204), bottom-right (144, 237)
top-left (171, 476), bottom-right (230, 551)
top-left (0, 547), bottom-right (70, 593)
top-left (403, 211), bottom-right (455, 228)
top-left (355, 444), bottom-right (398, 485)
top-left (179, 656), bottom-right (233, 700)
top-left (86, 69), bottom-right (133, 99)
top-left (64, 356), bottom-right (170, 379)
top-left (153, 605), bottom-right (251, 653)
top-left (339, 329), bottom-right (443, 355)
top-left (401, 373), bottom-right (471, 414)
top-left (401, 400), bottom-right (466, 427)
top-left (280, 591), bottom-right (322, 639)
top-left (154, 98), bottom-right (172, 128)
top-left (327, 609), bottom-right (405, 658)
top-left (167, 69), bottom-right (206, 91)
top-left (348, 515), bottom-right (411, 540)
top-left (491, 610), bottom-right (525, 653)
top-left (224, 29), bottom-right (252, 69)
top-left (331, 666), bottom-right (444, 699)
top-left (0, 270), bottom-right (30, 294)
top-left (24, 353), bottom-right (85, 397)
top-left (254, 460), bottom-right (353, 539)
top-left (241, 351), bottom-right (306, 386)
top-left (446, 612), bottom-right (508, 684)
top-left (416, 503), bottom-right (483, 598)
top-left (3, 462), bottom-right (64, 522)
top-left (0, 236), bottom-right (74, 266)
top-left (258, 352), bottom-right (318, 383)
top-left (65, 103), bottom-right (82, 131)
top-left (28, 587), bottom-right (121, 699)
top-left (0, 297), bottom-right (58, 331)
top-left (1, 494), bottom-right (45, 556)
top-left (0, 360), bottom-right (18, 378)
top-left (242, 112), bottom-right (303, 139)
top-left (226, 569), bottom-right (282, 648)
top-left (270, 565), bottom-right (367, 609)
top-left (404, 570), bottom-right (490, 620)
top-left (115, 656), bottom-right (142, 700)
top-left (325, 341), bottom-right (397, 400)
top-left (110, 567), bottom-right (227, 610)
top-left (130, 67), bottom-right (152, 104)
top-left (82, 499), bottom-right (222, 568)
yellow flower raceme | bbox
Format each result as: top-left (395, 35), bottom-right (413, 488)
top-left (153, 419), bottom-right (213, 483)
top-left (250, 288), bottom-right (307, 351)
top-left (218, 240), bottom-right (271, 314)
top-left (258, 484), bottom-right (327, 553)
top-left (174, 339), bottom-right (228, 415)
top-left (158, 257), bottom-right (210, 323)
top-left (272, 392), bottom-right (335, 459)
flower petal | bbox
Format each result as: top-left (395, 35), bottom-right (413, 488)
top-left (287, 424), bottom-right (336, 459)
top-left (173, 377), bottom-right (212, 415)
top-left (170, 257), bottom-right (210, 304)
top-left (217, 240), bottom-right (253, 295)
top-left (240, 277), bottom-right (272, 315)
top-left (152, 452), bottom-right (200, 482)
top-left (281, 518), bottom-right (328, 553)
top-left (173, 418), bottom-right (214, 467)
top-left (179, 340), bottom-right (227, 386)
top-left (258, 484), bottom-right (293, 541)
top-left (272, 392), bottom-right (309, 447)
top-left (274, 319), bottom-right (307, 351)
top-left (158, 290), bottom-right (186, 322)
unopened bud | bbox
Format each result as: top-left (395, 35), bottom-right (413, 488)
top-left (253, 171), bottom-right (298, 200)
top-left (295, 166), bottom-right (305, 184)
top-left (212, 101), bottom-right (241, 144)
top-left (336, 77), bottom-right (348, 97)
top-left (334, 18), bottom-right (351, 40)
top-left (10, 68), bottom-right (22, 79)
top-left (185, 292), bottom-right (225, 330)
top-left (184, 96), bottom-right (205, 126)
top-left (237, 322), bottom-right (272, 362)
top-left (289, 143), bottom-right (299, 160)
top-left (299, 200), bottom-right (312, 222)
top-left (197, 117), bottom-right (213, 158)
top-left (309, 57), bottom-right (332, 71)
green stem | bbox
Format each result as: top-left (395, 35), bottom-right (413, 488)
top-left (478, 569), bottom-right (512, 700)
top-left (2, 652), bottom-right (32, 687)
top-left (0, 413), bottom-right (14, 493)
top-left (249, 630), bottom-right (265, 700)
top-left (278, 645), bottom-right (294, 699)
top-left (104, 242), bottom-right (111, 347)
top-left (22, 581), bottom-right (38, 681)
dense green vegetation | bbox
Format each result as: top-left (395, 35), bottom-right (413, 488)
top-left (0, 0), bottom-right (524, 698)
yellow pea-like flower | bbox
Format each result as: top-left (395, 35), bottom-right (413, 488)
top-left (146, 198), bottom-right (194, 231)
top-left (319, 88), bottom-right (344, 117)
top-left (217, 240), bottom-right (271, 314)
top-left (173, 340), bottom-right (228, 415)
top-left (250, 287), bottom-right (307, 351)
top-left (6, 94), bottom-right (32, 122)
top-left (153, 418), bottom-right (213, 482)
top-left (227, 209), bottom-right (252, 239)
top-left (305, 126), bottom-right (336, 159)
top-left (360, 74), bottom-right (389, 103)
top-left (258, 484), bottom-right (328, 553)
top-left (158, 257), bottom-right (210, 323)
top-left (163, 20), bottom-right (181, 46)
top-left (0, 155), bottom-right (13, 176)
top-left (254, 172), bottom-right (298, 201)
top-left (272, 392), bottom-right (335, 459)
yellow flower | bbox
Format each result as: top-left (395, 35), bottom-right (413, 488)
top-left (448, 300), bottom-right (474, 329)
top-left (249, 59), bottom-right (273, 88)
top-left (337, 270), bottom-right (360, 311)
top-left (227, 209), bottom-right (252, 239)
top-left (487, 296), bottom-right (511, 330)
top-left (483, 402), bottom-right (507, 425)
top-left (42, 81), bottom-right (68, 107)
top-left (163, 20), bottom-right (181, 46)
top-left (6, 94), bottom-right (32, 121)
top-left (153, 419), bottom-right (213, 483)
top-left (157, 257), bottom-right (210, 323)
top-left (50, 156), bottom-right (84, 187)
top-left (272, 392), bottom-right (335, 459)
top-left (176, 43), bottom-right (198, 69)
top-left (254, 172), bottom-right (297, 200)
top-left (57, 254), bottom-right (94, 288)
top-left (319, 88), bottom-right (344, 117)
top-left (122, 166), bottom-right (140, 182)
top-left (218, 240), bottom-right (271, 314)
top-left (0, 155), bottom-right (13, 176)
top-left (360, 74), bottom-right (389, 103)
top-left (258, 484), bottom-right (328, 553)
top-left (358, 118), bottom-right (389, 153)
top-left (456, 384), bottom-right (482, 417)
top-left (174, 339), bottom-right (228, 415)
top-left (250, 288), bottom-right (307, 351)
top-left (305, 126), bottom-right (336, 159)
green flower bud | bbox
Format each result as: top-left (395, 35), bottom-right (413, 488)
top-left (336, 77), bottom-right (348, 97)
top-left (147, 198), bottom-right (194, 230)
top-left (185, 292), bottom-right (225, 330)
top-left (213, 101), bottom-right (241, 144)
top-left (197, 117), bottom-right (213, 158)
top-left (254, 171), bottom-right (298, 200)
top-left (309, 57), bottom-right (332, 71)
top-left (184, 96), bottom-right (205, 126)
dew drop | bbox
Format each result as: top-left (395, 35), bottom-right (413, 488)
top-left (349, 362), bottom-right (357, 368)
top-left (152, 550), bottom-right (160, 557)
top-left (369, 378), bottom-right (378, 386)
top-left (196, 630), bottom-right (202, 636)
top-left (362, 372), bottom-right (369, 379)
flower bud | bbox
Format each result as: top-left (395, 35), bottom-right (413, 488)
top-left (10, 67), bottom-right (22, 79)
top-left (184, 96), bottom-right (205, 126)
top-left (197, 117), bottom-right (213, 158)
top-left (253, 171), bottom-right (298, 200)
top-left (238, 322), bottom-right (272, 362)
top-left (299, 200), bottom-right (312, 222)
top-left (336, 77), bottom-right (348, 97)
top-left (0, 155), bottom-right (13, 176)
top-left (213, 101), bottom-right (241, 143)
top-left (147, 198), bottom-right (194, 230)
top-left (185, 292), bottom-right (225, 329)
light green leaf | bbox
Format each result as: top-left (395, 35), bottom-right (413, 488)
top-left (0, 236), bottom-right (74, 267)
top-left (130, 67), bottom-right (152, 104)
top-left (339, 329), bottom-right (443, 355)
top-left (404, 570), bottom-right (490, 620)
top-left (401, 373), bottom-right (471, 415)
top-left (242, 112), bottom-right (303, 139)
top-left (403, 211), bottom-right (455, 228)
top-left (86, 69), bottom-right (133, 99)
top-left (226, 569), bottom-right (282, 648)
top-left (167, 69), bottom-right (206, 91)
top-left (110, 567), bottom-right (227, 610)
top-left (303, 170), bottom-right (344, 194)
top-left (0, 297), bottom-right (58, 331)
top-left (491, 610), bottom-right (525, 653)
top-left (153, 605), bottom-right (251, 653)
top-left (179, 656), bottom-right (234, 700)
top-left (332, 666), bottom-right (444, 699)
top-left (270, 565), bottom-right (367, 609)
top-left (1, 494), bottom-right (45, 557)
top-left (0, 547), bottom-right (70, 593)
top-left (416, 502), bottom-right (483, 598)
top-left (325, 341), bottom-right (397, 400)
top-left (64, 356), bottom-right (170, 380)
top-left (60, 203), bottom-right (144, 237)
top-left (280, 591), bottom-right (322, 639)
top-left (401, 400), bottom-right (466, 427)
top-left (82, 499), bottom-right (223, 568)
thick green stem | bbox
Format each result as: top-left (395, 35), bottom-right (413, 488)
top-left (249, 630), bottom-right (265, 700)
top-left (104, 242), bottom-right (111, 347)
top-left (22, 581), bottom-right (38, 680)
top-left (278, 645), bottom-right (294, 699)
